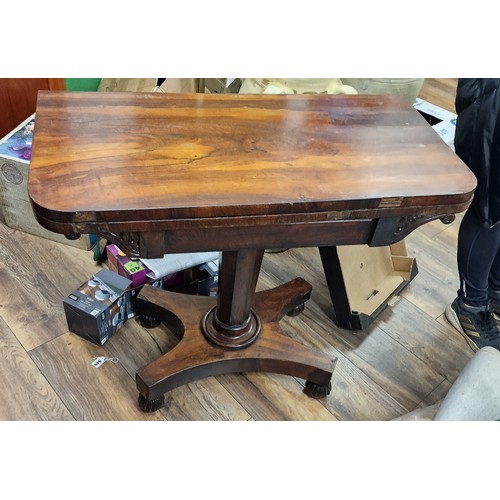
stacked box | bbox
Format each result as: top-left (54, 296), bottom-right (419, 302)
top-left (106, 243), bottom-right (218, 293)
top-left (0, 114), bottom-right (93, 249)
top-left (107, 243), bottom-right (186, 290)
top-left (106, 243), bottom-right (154, 287)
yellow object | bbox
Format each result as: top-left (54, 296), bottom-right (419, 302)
top-left (340, 78), bottom-right (424, 104)
top-left (239, 78), bottom-right (357, 95)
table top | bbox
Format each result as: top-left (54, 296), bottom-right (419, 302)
top-left (29, 91), bottom-right (475, 230)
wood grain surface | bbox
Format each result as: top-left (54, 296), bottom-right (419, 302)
top-left (29, 91), bottom-right (475, 225)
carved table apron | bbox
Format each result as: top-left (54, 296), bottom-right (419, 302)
top-left (28, 91), bottom-right (476, 412)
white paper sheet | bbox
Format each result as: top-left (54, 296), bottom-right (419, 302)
top-left (141, 252), bottom-right (220, 279)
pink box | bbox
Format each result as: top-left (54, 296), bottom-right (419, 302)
top-left (106, 244), bottom-right (196, 291)
top-left (106, 244), bottom-right (120, 273)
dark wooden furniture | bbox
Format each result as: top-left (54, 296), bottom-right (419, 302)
top-left (28, 91), bottom-right (476, 412)
top-left (0, 78), bottom-right (65, 139)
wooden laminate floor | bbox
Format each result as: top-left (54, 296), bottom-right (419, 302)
top-left (0, 78), bottom-right (473, 421)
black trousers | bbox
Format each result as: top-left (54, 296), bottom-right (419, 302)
top-left (457, 206), bottom-right (500, 306)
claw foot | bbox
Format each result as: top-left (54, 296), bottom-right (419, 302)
top-left (303, 380), bottom-right (332, 399)
top-left (138, 394), bottom-right (165, 413)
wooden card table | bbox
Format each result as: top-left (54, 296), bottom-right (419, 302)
top-left (29, 91), bottom-right (476, 412)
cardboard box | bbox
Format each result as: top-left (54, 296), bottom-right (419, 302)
top-left (63, 269), bottom-right (133, 345)
top-left (176, 260), bottom-right (219, 296)
top-left (162, 270), bottom-right (186, 290)
top-left (197, 260), bottom-right (219, 296)
top-left (413, 98), bottom-right (457, 150)
top-left (98, 78), bottom-right (197, 93)
top-left (321, 240), bottom-right (418, 330)
top-left (106, 243), bottom-right (190, 290)
top-left (204, 78), bottom-right (242, 94)
top-left (0, 114), bottom-right (93, 249)
top-left (106, 243), bottom-right (154, 287)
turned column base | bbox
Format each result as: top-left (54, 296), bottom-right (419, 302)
top-left (201, 306), bottom-right (262, 349)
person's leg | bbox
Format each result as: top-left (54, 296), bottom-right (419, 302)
top-left (446, 207), bottom-right (500, 350)
top-left (457, 207), bottom-right (500, 306)
top-left (487, 238), bottom-right (500, 314)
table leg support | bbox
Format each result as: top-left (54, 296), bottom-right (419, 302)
top-left (135, 280), bottom-right (336, 412)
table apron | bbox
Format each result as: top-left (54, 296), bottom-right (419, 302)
top-left (32, 211), bottom-right (458, 259)
top-left (137, 219), bottom-right (376, 257)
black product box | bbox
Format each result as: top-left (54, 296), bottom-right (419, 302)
top-left (196, 260), bottom-right (219, 296)
top-left (127, 278), bottom-right (164, 317)
top-left (168, 261), bottom-right (219, 296)
top-left (63, 269), bottom-right (133, 345)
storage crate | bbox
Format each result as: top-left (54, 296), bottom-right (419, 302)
top-left (0, 114), bottom-right (93, 249)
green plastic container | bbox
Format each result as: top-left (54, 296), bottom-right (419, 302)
top-left (65, 78), bottom-right (102, 92)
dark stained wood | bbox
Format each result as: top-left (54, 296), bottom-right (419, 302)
top-left (318, 245), bottom-right (357, 329)
top-left (135, 283), bottom-right (335, 401)
top-left (28, 92), bottom-right (475, 246)
top-left (26, 88), bottom-right (476, 413)
top-left (0, 78), bottom-right (65, 139)
top-left (217, 249), bottom-right (262, 325)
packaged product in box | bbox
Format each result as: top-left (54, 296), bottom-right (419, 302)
top-left (63, 269), bottom-right (133, 345)
top-left (195, 260), bottom-right (219, 296)
top-left (0, 114), bottom-right (93, 249)
top-left (162, 270), bottom-right (186, 290)
top-left (106, 243), bottom-right (153, 287)
top-left (106, 243), bottom-right (120, 274)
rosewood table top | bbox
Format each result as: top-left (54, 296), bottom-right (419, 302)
top-left (28, 91), bottom-right (476, 258)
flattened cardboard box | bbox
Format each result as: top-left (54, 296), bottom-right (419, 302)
top-left (0, 114), bottom-right (92, 249)
top-left (324, 240), bottom-right (418, 330)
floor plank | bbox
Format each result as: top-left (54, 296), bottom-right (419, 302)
top-left (0, 230), bottom-right (69, 351)
top-left (243, 372), bottom-right (338, 421)
top-left (323, 353), bottom-right (409, 420)
top-left (216, 373), bottom-right (292, 421)
top-left (376, 296), bottom-right (473, 381)
top-left (161, 378), bottom-right (253, 421)
top-left (29, 333), bottom-right (166, 420)
top-left (0, 317), bottom-right (74, 420)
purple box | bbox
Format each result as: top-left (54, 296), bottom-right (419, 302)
top-left (106, 244), bottom-right (152, 287)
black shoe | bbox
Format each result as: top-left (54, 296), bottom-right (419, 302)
top-left (445, 297), bottom-right (500, 351)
